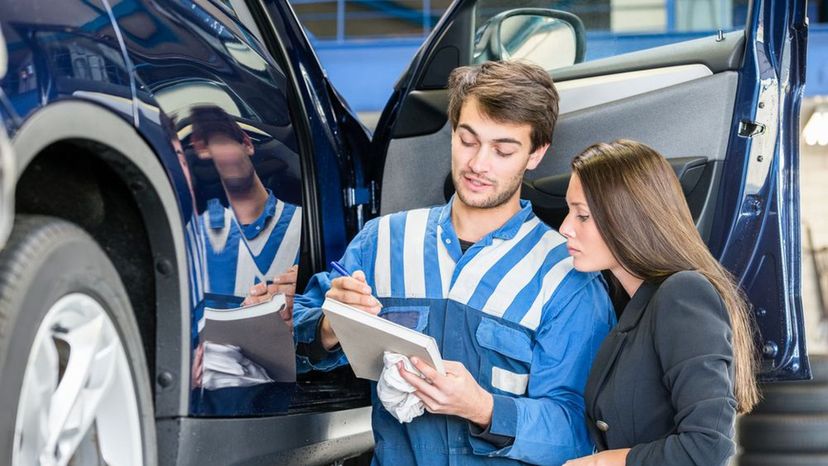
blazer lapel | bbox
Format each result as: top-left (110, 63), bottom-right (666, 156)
top-left (585, 281), bottom-right (662, 423)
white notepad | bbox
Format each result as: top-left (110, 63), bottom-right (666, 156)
top-left (199, 294), bottom-right (296, 383)
top-left (321, 298), bottom-right (444, 381)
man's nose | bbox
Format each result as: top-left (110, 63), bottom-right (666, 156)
top-left (468, 146), bottom-right (492, 173)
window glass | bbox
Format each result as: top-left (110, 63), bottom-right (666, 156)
top-left (293, 0), bottom-right (453, 40)
top-left (475, 0), bottom-right (749, 64)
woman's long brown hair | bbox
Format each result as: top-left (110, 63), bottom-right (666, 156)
top-left (572, 140), bottom-right (760, 413)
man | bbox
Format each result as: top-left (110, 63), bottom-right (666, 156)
top-left (292, 61), bottom-right (615, 465)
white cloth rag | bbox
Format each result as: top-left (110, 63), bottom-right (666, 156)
top-left (202, 341), bottom-right (274, 390)
top-left (377, 352), bottom-right (425, 423)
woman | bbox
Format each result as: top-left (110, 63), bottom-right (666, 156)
top-left (561, 140), bottom-right (759, 466)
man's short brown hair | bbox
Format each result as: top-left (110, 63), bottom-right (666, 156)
top-left (447, 61), bottom-right (559, 153)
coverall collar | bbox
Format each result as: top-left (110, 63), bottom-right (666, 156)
top-left (438, 195), bottom-right (535, 246)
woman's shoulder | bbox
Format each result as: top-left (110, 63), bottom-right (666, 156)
top-left (658, 270), bottom-right (718, 298)
top-left (650, 270), bottom-right (727, 324)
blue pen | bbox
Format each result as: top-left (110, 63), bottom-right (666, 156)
top-left (330, 261), bottom-right (350, 277)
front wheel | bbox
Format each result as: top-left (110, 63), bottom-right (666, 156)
top-left (0, 215), bottom-right (157, 466)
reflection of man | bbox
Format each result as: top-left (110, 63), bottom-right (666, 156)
top-left (292, 61), bottom-right (615, 465)
top-left (190, 105), bottom-right (301, 300)
top-left (185, 106), bottom-right (299, 415)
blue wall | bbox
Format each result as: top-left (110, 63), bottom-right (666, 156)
top-left (314, 25), bottom-right (828, 113)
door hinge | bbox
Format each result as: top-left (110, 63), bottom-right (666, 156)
top-left (739, 120), bottom-right (767, 138)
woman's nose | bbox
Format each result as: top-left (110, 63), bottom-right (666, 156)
top-left (559, 216), bottom-right (574, 238)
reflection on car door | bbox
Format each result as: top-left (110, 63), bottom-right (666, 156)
top-left (110, 0), bottom-right (304, 416)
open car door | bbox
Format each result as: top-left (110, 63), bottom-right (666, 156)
top-left (371, 0), bottom-right (809, 381)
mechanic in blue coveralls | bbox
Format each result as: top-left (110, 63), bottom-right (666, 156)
top-left (291, 61), bottom-right (616, 465)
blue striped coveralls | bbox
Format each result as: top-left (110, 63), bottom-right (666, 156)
top-left (201, 191), bottom-right (302, 298)
top-left (294, 199), bottom-right (615, 465)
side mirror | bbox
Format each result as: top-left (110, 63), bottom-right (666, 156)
top-left (474, 8), bottom-right (586, 70)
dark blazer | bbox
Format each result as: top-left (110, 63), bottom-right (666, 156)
top-left (584, 271), bottom-right (738, 466)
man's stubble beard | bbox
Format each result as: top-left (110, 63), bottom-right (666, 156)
top-left (452, 169), bottom-right (523, 209)
top-left (220, 170), bottom-right (257, 196)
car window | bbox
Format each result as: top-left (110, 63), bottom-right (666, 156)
top-left (474, 0), bottom-right (749, 68)
top-left (294, 0), bottom-right (453, 40)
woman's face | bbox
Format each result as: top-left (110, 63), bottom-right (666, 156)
top-left (560, 174), bottom-right (618, 272)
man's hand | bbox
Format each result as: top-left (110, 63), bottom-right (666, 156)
top-left (243, 265), bottom-right (298, 331)
top-left (320, 270), bottom-right (381, 350)
top-left (191, 341), bottom-right (205, 389)
top-left (563, 449), bottom-right (630, 466)
top-left (398, 357), bottom-right (494, 428)
top-left (325, 270), bottom-right (382, 313)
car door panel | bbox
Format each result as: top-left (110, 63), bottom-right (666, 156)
top-left (553, 31), bottom-right (746, 81)
top-left (381, 70), bottom-right (737, 223)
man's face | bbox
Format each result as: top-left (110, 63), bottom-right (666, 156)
top-left (198, 133), bottom-right (257, 194)
top-left (451, 97), bottom-right (547, 210)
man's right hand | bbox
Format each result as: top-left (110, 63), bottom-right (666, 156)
top-left (321, 270), bottom-right (382, 350)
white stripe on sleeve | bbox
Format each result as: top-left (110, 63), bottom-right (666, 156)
top-left (520, 255), bottom-right (574, 330)
top-left (266, 207), bottom-right (302, 278)
top-left (402, 209), bottom-right (430, 298)
top-left (491, 366), bottom-right (529, 395)
top-left (481, 230), bottom-right (565, 318)
top-left (436, 225), bottom-right (454, 297)
top-left (374, 215), bottom-right (392, 297)
top-left (448, 217), bottom-right (541, 304)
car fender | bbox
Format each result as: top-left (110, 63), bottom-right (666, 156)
top-left (11, 99), bottom-right (190, 417)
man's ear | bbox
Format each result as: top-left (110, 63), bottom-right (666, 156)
top-left (242, 133), bottom-right (255, 157)
top-left (192, 138), bottom-right (211, 160)
top-left (526, 143), bottom-right (550, 171)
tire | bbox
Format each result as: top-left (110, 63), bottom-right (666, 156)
top-left (738, 453), bottom-right (828, 466)
top-left (753, 383), bottom-right (828, 414)
top-left (0, 215), bottom-right (157, 465)
top-left (738, 414), bottom-right (828, 453)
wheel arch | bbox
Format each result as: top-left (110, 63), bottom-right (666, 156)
top-left (10, 99), bottom-right (190, 418)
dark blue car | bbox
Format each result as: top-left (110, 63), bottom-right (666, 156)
top-left (0, 0), bottom-right (809, 464)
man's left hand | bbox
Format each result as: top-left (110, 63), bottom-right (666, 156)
top-left (398, 357), bottom-right (494, 428)
top-left (242, 265), bottom-right (298, 330)
top-left (563, 449), bottom-right (630, 466)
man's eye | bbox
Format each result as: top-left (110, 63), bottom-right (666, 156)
top-left (461, 139), bottom-right (476, 147)
top-left (496, 150), bottom-right (515, 157)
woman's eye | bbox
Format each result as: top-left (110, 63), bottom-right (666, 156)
top-left (577, 215), bottom-right (590, 222)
